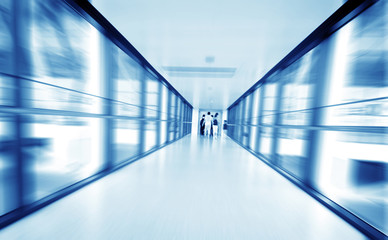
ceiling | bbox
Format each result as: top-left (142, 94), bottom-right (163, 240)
top-left (91, 0), bottom-right (342, 110)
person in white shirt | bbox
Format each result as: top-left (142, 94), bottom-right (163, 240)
top-left (204, 112), bottom-right (213, 137)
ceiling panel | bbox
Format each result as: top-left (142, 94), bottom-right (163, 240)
top-left (92, 0), bottom-right (343, 110)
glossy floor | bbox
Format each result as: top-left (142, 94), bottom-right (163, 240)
top-left (0, 135), bottom-right (367, 240)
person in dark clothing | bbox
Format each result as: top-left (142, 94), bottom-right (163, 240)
top-left (210, 115), bottom-right (214, 137)
top-left (200, 115), bottom-right (205, 135)
top-left (213, 113), bottom-right (219, 139)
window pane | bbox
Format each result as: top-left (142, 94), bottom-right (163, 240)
top-left (114, 119), bottom-right (139, 163)
top-left (315, 130), bottom-right (388, 234)
top-left (160, 85), bottom-right (168, 145)
top-left (280, 50), bottom-right (315, 126)
top-left (262, 82), bottom-right (278, 125)
top-left (0, 76), bottom-right (14, 106)
top-left (145, 75), bottom-right (159, 118)
top-left (259, 127), bottom-right (274, 160)
top-left (325, 0), bottom-right (388, 107)
top-left (276, 128), bottom-right (309, 179)
top-left (27, 80), bottom-right (102, 113)
top-left (25, 115), bottom-right (103, 201)
top-left (324, 98), bottom-right (388, 127)
top-left (0, 114), bottom-right (18, 216)
top-left (251, 88), bottom-right (261, 125)
top-left (249, 126), bottom-right (258, 151)
top-left (30, 0), bottom-right (102, 112)
top-left (145, 122), bottom-right (157, 152)
top-left (115, 50), bottom-right (142, 117)
top-left (0, 0), bottom-right (12, 75)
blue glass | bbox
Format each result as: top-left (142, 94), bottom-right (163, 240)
top-left (144, 121), bottom-right (157, 152)
top-left (114, 50), bottom-right (142, 117)
top-left (25, 115), bottom-right (103, 201)
top-left (0, 114), bottom-right (18, 216)
top-left (30, 0), bottom-right (102, 113)
top-left (315, 1), bottom-right (388, 235)
top-left (114, 119), bottom-right (140, 163)
top-left (0, 0), bottom-right (12, 75)
top-left (145, 75), bottom-right (160, 118)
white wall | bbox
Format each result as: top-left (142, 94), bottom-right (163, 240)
top-left (191, 108), bottom-right (199, 136)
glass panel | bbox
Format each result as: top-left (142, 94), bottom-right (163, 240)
top-left (114, 119), bottom-right (139, 163)
top-left (249, 126), bottom-right (258, 151)
top-left (325, 98), bottom-right (388, 127)
top-left (160, 85), bottom-right (168, 145)
top-left (315, 2), bottom-right (388, 234)
top-left (0, 0), bottom-right (12, 75)
top-left (242, 125), bottom-right (249, 146)
top-left (161, 85), bottom-right (168, 120)
top-left (280, 50), bottom-right (315, 126)
top-left (251, 88), bottom-right (261, 125)
top-left (243, 95), bottom-right (251, 122)
top-left (276, 128), bottom-right (309, 179)
top-left (25, 114), bottom-right (103, 201)
top-left (261, 82), bottom-right (278, 125)
top-left (259, 127), bottom-right (274, 160)
top-left (145, 74), bottom-right (159, 118)
top-left (0, 114), bottom-right (17, 215)
top-left (237, 102), bottom-right (244, 143)
top-left (145, 121), bottom-right (157, 152)
top-left (315, 130), bottom-right (388, 234)
top-left (325, 0), bottom-right (388, 107)
top-left (27, 80), bottom-right (102, 113)
top-left (169, 94), bottom-right (177, 141)
top-left (169, 121), bottom-right (176, 141)
top-left (170, 94), bottom-right (176, 120)
top-left (30, 0), bottom-right (102, 110)
top-left (115, 50), bottom-right (142, 117)
top-left (0, 76), bottom-right (14, 106)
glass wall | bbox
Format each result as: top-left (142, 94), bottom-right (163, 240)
top-left (227, 0), bottom-right (387, 237)
top-left (0, 0), bottom-right (192, 227)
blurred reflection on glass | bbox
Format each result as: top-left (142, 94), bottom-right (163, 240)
top-left (228, 107), bottom-right (237, 139)
top-left (0, 114), bottom-right (18, 216)
top-left (276, 51), bottom-right (314, 179)
top-left (316, 130), bottom-right (387, 234)
top-left (114, 120), bottom-right (139, 163)
top-left (259, 127), bottom-right (273, 160)
top-left (250, 88), bottom-right (261, 126)
top-left (236, 102), bottom-right (244, 142)
top-left (315, 1), bottom-right (388, 235)
top-left (280, 50), bottom-right (315, 126)
top-left (145, 74), bottom-right (159, 118)
top-left (276, 128), bottom-right (309, 179)
top-left (169, 94), bottom-right (176, 120)
top-left (261, 81), bottom-right (278, 125)
top-left (175, 99), bottom-right (181, 139)
top-left (28, 80), bottom-right (102, 113)
top-left (160, 85), bottom-right (168, 145)
top-left (325, 99), bottom-right (388, 127)
top-left (169, 121), bottom-right (176, 142)
top-left (249, 126), bottom-right (258, 151)
top-left (25, 115), bottom-right (103, 200)
top-left (0, 76), bottom-right (14, 106)
top-left (30, 0), bottom-right (101, 112)
top-left (115, 50), bottom-right (142, 117)
top-left (325, 0), bottom-right (388, 107)
top-left (0, 0), bottom-right (12, 75)
top-left (169, 94), bottom-right (177, 141)
top-left (145, 122), bottom-right (157, 152)
top-left (242, 96), bottom-right (251, 146)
